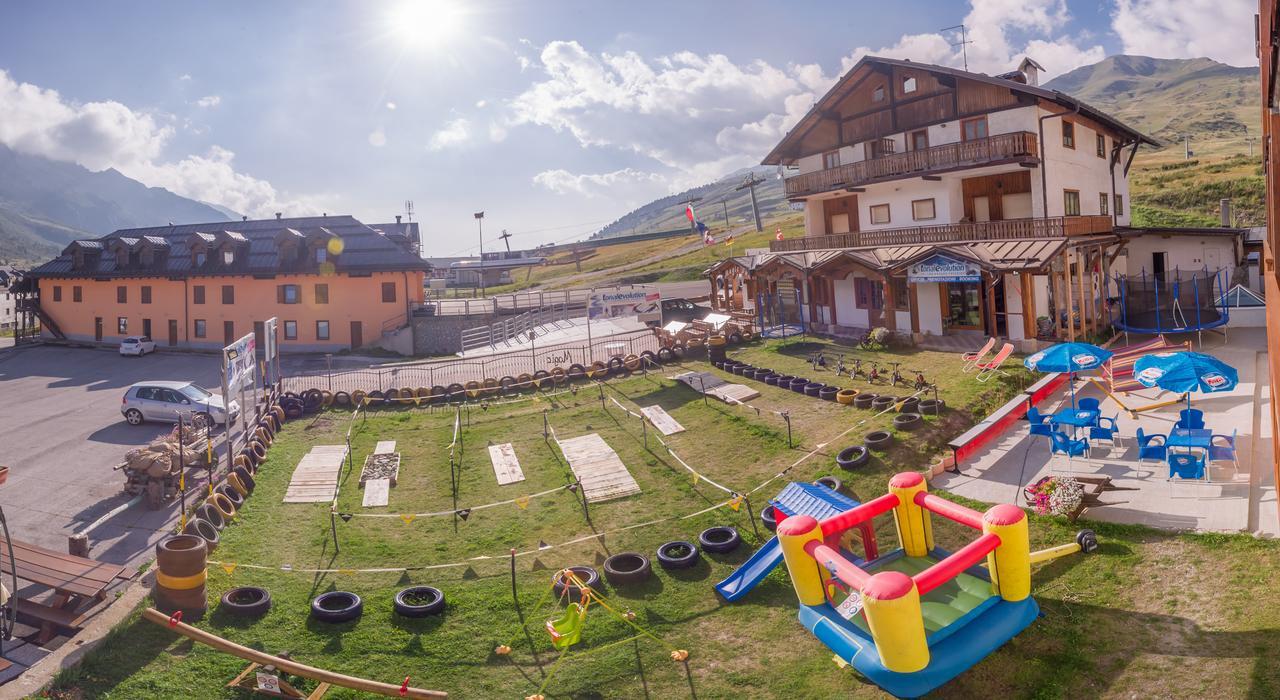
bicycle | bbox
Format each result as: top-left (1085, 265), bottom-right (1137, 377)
top-left (909, 368), bottom-right (932, 393)
top-left (865, 361), bottom-right (882, 384)
top-left (810, 350), bottom-right (827, 372)
top-left (833, 354), bottom-right (848, 377)
top-left (886, 361), bottom-right (904, 387)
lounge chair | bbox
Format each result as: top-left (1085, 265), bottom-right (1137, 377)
top-left (961, 337), bottom-right (996, 373)
top-left (1167, 452), bottom-right (1206, 481)
top-left (974, 343), bottom-right (1015, 384)
top-left (1136, 428), bottom-right (1167, 464)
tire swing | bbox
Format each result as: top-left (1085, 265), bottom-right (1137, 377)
top-left (311, 591), bottom-right (363, 623)
top-left (220, 586), bottom-right (271, 618)
top-left (656, 541), bottom-right (700, 570)
top-left (394, 586), bottom-right (446, 618)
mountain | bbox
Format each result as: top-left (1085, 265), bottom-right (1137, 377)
top-left (0, 144), bottom-right (231, 268)
top-left (1044, 55), bottom-right (1258, 151)
top-left (592, 166), bottom-right (786, 239)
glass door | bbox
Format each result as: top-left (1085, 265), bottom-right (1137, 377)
top-left (944, 283), bottom-right (983, 330)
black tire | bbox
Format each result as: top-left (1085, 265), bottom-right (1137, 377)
top-left (865, 431), bottom-right (894, 451)
top-left (853, 393), bottom-right (877, 409)
top-left (445, 384), bottom-right (466, 402)
top-left (656, 347), bottom-right (676, 363)
top-left (898, 397), bottom-right (921, 413)
top-left (656, 541), bottom-right (700, 570)
top-left (532, 369), bottom-right (552, 389)
top-left (918, 398), bottom-right (945, 415)
top-left (893, 413), bottom-right (924, 431)
top-left (814, 476), bottom-right (843, 492)
top-left (283, 401), bottom-right (304, 419)
top-left (124, 408), bottom-right (144, 426)
top-left (429, 385), bottom-right (448, 404)
top-left (232, 466), bottom-right (257, 494)
top-left (761, 505), bottom-right (779, 531)
top-left (728, 333), bottom-right (742, 344)
top-left (789, 377), bottom-right (809, 393)
top-left (606, 356), bottom-right (624, 373)
top-left (819, 386), bottom-right (839, 401)
top-left (639, 350), bottom-right (658, 368)
top-left (763, 373), bottom-right (782, 386)
top-left (551, 566), bottom-right (599, 601)
top-left (196, 503), bottom-right (225, 530)
top-left (734, 364), bottom-right (753, 376)
top-left (311, 591), bottom-right (363, 623)
top-left (1077, 529), bottom-right (1100, 554)
top-left (836, 445), bottom-right (870, 470)
top-left (603, 553), bottom-right (652, 587)
top-left (220, 586), bottom-right (271, 617)
top-left (393, 586), bottom-right (446, 617)
top-left (367, 390), bottom-right (387, 407)
top-left (182, 517), bottom-right (220, 553)
top-left (697, 527), bottom-right (741, 554)
top-left (333, 391), bottom-right (351, 407)
top-left (751, 368), bottom-right (772, 380)
top-left (155, 534), bottom-right (207, 575)
top-left (302, 390), bottom-right (324, 413)
top-left (871, 395), bottom-right (898, 411)
top-left (217, 484), bottom-right (245, 509)
top-left (804, 382), bottom-right (824, 397)
top-left (774, 375), bottom-right (794, 388)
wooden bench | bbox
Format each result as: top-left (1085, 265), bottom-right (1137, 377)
top-left (0, 535), bottom-right (131, 644)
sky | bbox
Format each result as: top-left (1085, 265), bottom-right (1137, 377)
top-left (0, 0), bottom-right (1259, 256)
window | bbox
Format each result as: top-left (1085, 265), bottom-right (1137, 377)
top-left (872, 85), bottom-right (885, 102)
top-left (961, 117), bottom-right (988, 142)
top-left (381, 282), bottom-right (397, 303)
top-left (284, 320), bottom-right (298, 340)
top-left (890, 278), bottom-right (910, 310)
top-left (117, 317), bottom-right (128, 334)
top-left (1062, 121), bottom-right (1075, 149)
top-left (1096, 133), bottom-right (1106, 158)
top-left (909, 130), bottom-right (928, 151)
top-left (193, 285), bottom-right (205, 304)
top-left (822, 150), bottom-right (841, 169)
top-left (316, 320), bottom-right (330, 341)
top-left (869, 204), bottom-right (891, 225)
top-left (911, 198), bottom-right (936, 221)
top-left (194, 319), bottom-right (207, 338)
top-left (222, 249), bottom-right (235, 265)
top-left (1114, 194), bottom-right (1124, 216)
top-left (117, 286), bottom-right (127, 303)
top-left (315, 247), bottom-right (326, 263)
top-left (278, 284), bottom-right (300, 304)
top-left (314, 283), bottom-right (329, 304)
top-left (1063, 190), bottom-right (1081, 216)
top-left (854, 278), bottom-right (883, 310)
top-left (141, 286), bottom-right (152, 304)
top-left (222, 285), bottom-right (234, 304)
top-left (195, 251), bottom-right (207, 267)
top-left (1099, 193), bottom-right (1109, 216)
top-left (73, 286), bottom-right (82, 303)
top-left (902, 76), bottom-right (917, 94)
top-left (52, 286), bottom-right (62, 302)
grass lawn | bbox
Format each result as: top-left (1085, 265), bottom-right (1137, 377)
top-left (46, 340), bottom-right (1280, 699)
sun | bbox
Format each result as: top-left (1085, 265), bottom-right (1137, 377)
top-left (387, 0), bottom-right (464, 46)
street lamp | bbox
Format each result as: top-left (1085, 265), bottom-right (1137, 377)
top-left (474, 211), bottom-right (486, 297)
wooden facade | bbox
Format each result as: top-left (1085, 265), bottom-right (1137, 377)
top-left (1258, 0), bottom-right (1280, 518)
top-left (959, 171), bottom-right (1032, 221)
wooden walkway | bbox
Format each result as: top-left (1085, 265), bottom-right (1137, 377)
top-left (284, 445), bottom-right (348, 503)
top-left (557, 433), bottom-right (641, 503)
top-left (362, 441), bottom-right (398, 508)
top-left (489, 443), bottom-right (525, 485)
top-left (640, 405), bottom-right (685, 435)
top-left (672, 371), bottom-right (760, 404)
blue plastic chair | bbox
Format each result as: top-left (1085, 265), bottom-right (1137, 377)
top-left (1176, 408), bottom-right (1205, 430)
top-left (1078, 397), bottom-right (1101, 412)
top-left (1167, 452), bottom-right (1206, 481)
top-left (1049, 431), bottom-right (1090, 468)
top-left (1089, 415), bottom-right (1122, 448)
top-left (1208, 429), bottom-right (1239, 470)
top-left (1136, 428), bottom-right (1167, 464)
top-left (1027, 406), bottom-right (1053, 437)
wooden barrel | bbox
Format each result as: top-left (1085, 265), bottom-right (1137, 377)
top-left (153, 534), bottom-right (208, 619)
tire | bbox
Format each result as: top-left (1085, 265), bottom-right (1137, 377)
top-left (871, 395), bottom-right (898, 411)
top-left (196, 503), bottom-right (225, 530)
top-left (789, 377), bottom-right (809, 393)
top-left (898, 397), bottom-right (921, 413)
top-left (588, 361), bottom-right (607, 379)
top-left (763, 373), bottom-right (782, 386)
top-left (893, 413), bottom-right (924, 431)
top-left (302, 390), bottom-right (323, 413)
top-left (1077, 529), bottom-right (1100, 554)
top-left (386, 388), bottom-right (402, 403)
top-left (819, 386), bottom-right (839, 401)
top-left (155, 534), bottom-right (207, 574)
top-left (918, 399), bottom-right (945, 415)
top-left (220, 586), bottom-right (271, 617)
top-left (124, 409), bottom-right (144, 426)
top-left (498, 376), bottom-right (517, 394)
top-left (283, 401), bottom-right (304, 419)
top-left (728, 333), bottom-right (742, 344)
top-left (399, 387), bottom-right (416, 405)
top-left (639, 350), bottom-right (657, 368)
top-left (232, 466), bottom-right (256, 494)
top-left (320, 390), bottom-right (334, 408)
top-left (182, 517), bottom-right (220, 553)
top-left (733, 364), bottom-right (753, 377)
top-left (697, 527), bottom-right (741, 554)
top-left (750, 368), bottom-right (772, 380)
top-left (606, 356), bottom-right (624, 374)
top-left (853, 393), bottom-right (877, 409)
top-left (623, 354), bottom-right (640, 371)
top-left (836, 388), bottom-right (858, 405)
top-left (603, 553), bottom-right (652, 587)
top-left (804, 382), bottom-right (824, 397)
top-left (516, 373), bottom-right (535, 391)
top-left (552, 566), bottom-right (599, 601)
top-left (773, 375), bottom-right (794, 388)
top-left (865, 431), bottom-right (894, 451)
top-left (367, 390), bottom-right (387, 407)
top-left (656, 347), bottom-right (675, 363)
top-left (836, 445), bottom-right (870, 470)
top-left (207, 492), bottom-right (236, 520)
top-left (311, 591), bottom-right (363, 623)
top-left (234, 454), bottom-right (254, 475)
top-left (333, 391), bottom-right (351, 407)
top-left (761, 505), bottom-right (779, 531)
top-left (393, 586), bottom-right (446, 617)
top-left (464, 381), bottom-right (482, 399)
top-left (250, 440), bottom-right (267, 464)
top-left (352, 390), bottom-right (367, 407)
top-left (532, 370), bottom-right (551, 389)
top-left (426, 386), bottom-right (445, 404)
top-left (550, 368), bottom-right (567, 385)
top-left (814, 476), bottom-right (843, 492)
top-left (656, 541), bottom-right (700, 570)
top-left (228, 471), bottom-right (251, 498)
top-left (567, 363), bottom-right (588, 379)
top-left (217, 484), bottom-right (245, 509)
top-left (445, 384), bottom-right (466, 402)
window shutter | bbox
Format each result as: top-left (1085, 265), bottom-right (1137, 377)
top-left (277, 285), bottom-right (285, 304)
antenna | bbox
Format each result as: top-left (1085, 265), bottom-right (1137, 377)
top-left (940, 24), bottom-right (972, 72)
top-left (404, 200), bottom-right (414, 222)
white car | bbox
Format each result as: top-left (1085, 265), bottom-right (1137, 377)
top-left (121, 381), bottom-right (239, 426)
top-left (120, 336), bottom-right (157, 356)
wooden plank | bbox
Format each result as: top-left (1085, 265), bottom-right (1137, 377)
top-left (373, 440), bottom-right (397, 455)
top-left (488, 443), bottom-right (525, 485)
top-left (0, 537), bottom-right (124, 597)
top-left (284, 444), bottom-right (348, 503)
top-left (558, 433), bottom-right (640, 503)
top-left (640, 406), bottom-right (685, 435)
top-left (362, 479), bottom-right (390, 507)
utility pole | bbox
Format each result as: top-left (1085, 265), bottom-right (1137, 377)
top-left (941, 24), bottom-right (972, 72)
top-left (735, 173), bottom-right (764, 232)
top-left (499, 228), bottom-right (512, 253)
top-left (473, 211), bottom-right (486, 297)
top-left (720, 200), bottom-right (730, 229)
top-left (1184, 134), bottom-right (1192, 160)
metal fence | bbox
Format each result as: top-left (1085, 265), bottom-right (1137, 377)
top-left (460, 303), bottom-right (580, 353)
top-left (429, 289), bottom-right (590, 316)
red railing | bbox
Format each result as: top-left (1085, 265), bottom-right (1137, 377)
top-left (770, 215), bottom-right (1113, 252)
top-left (785, 131), bottom-right (1039, 197)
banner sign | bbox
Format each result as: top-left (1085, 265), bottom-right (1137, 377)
top-left (588, 286), bottom-right (661, 322)
top-left (223, 332), bottom-right (257, 391)
top-left (907, 254), bottom-right (981, 283)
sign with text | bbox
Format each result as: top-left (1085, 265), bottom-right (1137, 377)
top-left (223, 332), bottom-right (257, 392)
top-left (907, 254), bottom-right (981, 284)
top-left (589, 286), bottom-right (661, 323)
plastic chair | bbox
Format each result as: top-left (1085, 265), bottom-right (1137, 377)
top-left (1208, 429), bottom-right (1239, 470)
top-left (1136, 428), bottom-right (1167, 464)
top-left (1027, 406), bottom-right (1053, 437)
top-left (1176, 408), bottom-right (1205, 430)
top-left (961, 337), bottom-right (996, 373)
top-left (1089, 415), bottom-right (1123, 448)
top-left (1049, 430), bottom-right (1090, 469)
top-left (1167, 452), bottom-right (1206, 481)
top-left (974, 343), bottom-right (1014, 383)
top-left (1078, 397), bottom-right (1101, 412)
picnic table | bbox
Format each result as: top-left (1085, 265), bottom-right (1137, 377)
top-left (0, 535), bottom-right (132, 643)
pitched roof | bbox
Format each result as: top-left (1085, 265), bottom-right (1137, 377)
top-left (28, 214), bottom-right (428, 279)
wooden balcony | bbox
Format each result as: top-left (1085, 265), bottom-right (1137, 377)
top-left (769, 215), bottom-right (1113, 252)
top-left (784, 131), bottom-right (1039, 197)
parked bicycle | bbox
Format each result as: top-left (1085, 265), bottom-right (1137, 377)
top-left (909, 368), bottom-right (933, 393)
top-left (865, 361), bottom-right (882, 384)
top-left (809, 350), bottom-right (827, 372)
top-left (886, 361), bottom-right (905, 388)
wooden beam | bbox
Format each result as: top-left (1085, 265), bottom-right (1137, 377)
top-left (882, 278), bottom-right (896, 331)
top-left (1020, 271), bottom-right (1036, 340)
top-left (909, 282), bottom-right (920, 333)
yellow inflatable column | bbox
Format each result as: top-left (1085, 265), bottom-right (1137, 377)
top-left (888, 472), bottom-right (933, 557)
top-left (862, 571), bottom-right (929, 673)
top-left (982, 503), bottom-right (1031, 601)
top-left (775, 514), bottom-right (825, 606)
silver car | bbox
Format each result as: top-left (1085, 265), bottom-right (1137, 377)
top-left (121, 381), bottom-right (239, 426)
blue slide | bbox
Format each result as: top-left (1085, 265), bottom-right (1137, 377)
top-left (714, 536), bottom-right (782, 601)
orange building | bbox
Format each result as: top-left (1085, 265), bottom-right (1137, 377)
top-left (23, 215), bottom-right (428, 352)
top-left (1260, 0), bottom-right (1280, 523)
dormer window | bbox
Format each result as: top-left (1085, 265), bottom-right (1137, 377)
top-left (116, 248), bottom-right (128, 267)
top-left (315, 247), bottom-right (327, 264)
top-left (223, 249), bottom-right (235, 266)
top-left (195, 251), bottom-right (207, 267)
top-left (141, 248), bottom-right (154, 266)
top-left (73, 251), bottom-right (84, 269)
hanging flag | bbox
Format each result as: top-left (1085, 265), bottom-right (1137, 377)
top-left (724, 235), bottom-right (734, 247)
top-left (695, 220), bottom-right (708, 234)
top-left (400, 513), bottom-right (416, 524)
top-left (728, 495), bottom-right (744, 512)
top-left (457, 508), bottom-right (472, 521)
top-left (515, 496), bottom-right (531, 510)
top-left (775, 227), bottom-right (784, 241)
top-left (685, 204), bottom-right (696, 222)
top-left (222, 563), bottom-right (238, 575)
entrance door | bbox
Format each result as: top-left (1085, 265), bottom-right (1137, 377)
top-left (168, 320), bottom-right (178, 346)
top-left (94, 317), bottom-right (103, 341)
top-left (942, 283), bottom-right (983, 329)
top-left (224, 321), bottom-right (235, 344)
top-left (350, 321), bottom-right (363, 350)
top-left (142, 318), bottom-right (152, 339)
top-left (991, 278), bottom-right (1008, 337)
top-left (972, 197), bottom-right (991, 222)
top-left (1152, 251), bottom-right (1167, 283)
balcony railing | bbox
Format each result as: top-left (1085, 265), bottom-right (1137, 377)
top-left (769, 215), bottom-right (1113, 252)
top-left (785, 131), bottom-right (1039, 197)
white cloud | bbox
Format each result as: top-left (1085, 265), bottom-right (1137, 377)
top-left (194, 95), bottom-right (221, 108)
top-left (488, 121), bottom-right (508, 143)
top-left (427, 117), bottom-right (471, 151)
top-left (533, 168), bottom-right (666, 199)
top-left (0, 69), bottom-right (316, 218)
top-left (475, 99), bottom-right (487, 108)
top-left (385, 101), bottom-right (396, 110)
top-left (1112, 0), bottom-right (1257, 67)
top-left (368, 128), bottom-right (387, 147)
top-left (178, 73), bottom-right (192, 81)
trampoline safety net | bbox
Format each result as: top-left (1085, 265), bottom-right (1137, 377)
top-left (1112, 268), bottom-right (1228, 333)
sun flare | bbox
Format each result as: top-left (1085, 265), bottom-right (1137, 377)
top-left (387, 0), bottom-right (464, 46)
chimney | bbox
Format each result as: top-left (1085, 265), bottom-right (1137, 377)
top-left (275, 212), bottom-right (282, 220)
top-left (1018, 57), bottom-right (1044, 87)
top-left (396, 215), bottom-right (402, 224)
top-left (242, 215), bottom-right (248, 221)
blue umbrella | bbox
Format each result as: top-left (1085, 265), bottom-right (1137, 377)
top-left (1133, 351), bottom-right (1238, 413)
top-left (1023, 342), bottom-right (1114, 408)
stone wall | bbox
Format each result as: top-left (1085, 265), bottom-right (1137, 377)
top-left (411, 312), bottom-right (499, 356)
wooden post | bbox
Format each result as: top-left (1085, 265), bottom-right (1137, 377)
top-left (1064, 248), bottom-right (1075, 341)
top-left (882, 276), bottom-right (896, 331)
top-left (1020, 271), bottom-right (1036, 339)
top-left (909, 283), bottom-right (920, 333)
top-left (1077, 246), bottom-right (1089, 338)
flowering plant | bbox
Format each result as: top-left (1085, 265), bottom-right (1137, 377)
top-left (1024, 476), bottom-right (1084, 516)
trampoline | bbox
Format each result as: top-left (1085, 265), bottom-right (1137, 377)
top-left (757, 288), bottom-right (806, 339)
top-left (1111, 268), bottom-right (1229, 342)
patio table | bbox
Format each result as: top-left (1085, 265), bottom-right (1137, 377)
top-left (1167, 428), bottom-right (1213, 483)
top-left (1050, 408), bottom-right (1099, 436)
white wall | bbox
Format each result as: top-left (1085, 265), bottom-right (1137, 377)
top-left (803, 200), bottom-right (824, 235)
top-left (832, 276), bottom-right (869, 327)
top-left (988, 105), bottom-right (1038, 136)
top-left (797, 153), bottom-right (823, 175)
top-left (1114, 235), bottom-right (1240, 278)
top-left (895, 310), bottom-right (912, 331)
top-left (1033, 275), bottom-right (1050, 319)
top-left (1038, 107), bottom-right (1130, 226)
top-left (915, 282), bottom-right (943, 335)
top-left (1003, 273), bottom-right (1026, 341)
top-left (858, 179), bottom-right (961, 231)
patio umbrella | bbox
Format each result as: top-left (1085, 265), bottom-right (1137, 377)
top-left (1023, 342), bottom-right (1114, 408)
top-left (1133, 351), bottom-right (1238, 413)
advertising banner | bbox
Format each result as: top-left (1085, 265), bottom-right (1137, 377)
top-left (907, 254), bottom-right (982, 284)
top-left (588, 286), bottom-right (661, 323)
top-left (223, 332), bottom-right (257, 392)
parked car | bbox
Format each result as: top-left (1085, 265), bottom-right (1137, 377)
top-left (121, 381), bottom-right (239, 426)
top-left (119, 336), bottom-right (156, 356)
top-left (659, 298), bottom-right (711, 324)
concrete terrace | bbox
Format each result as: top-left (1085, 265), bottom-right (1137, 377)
top-left (934, 327), bottom-right (1276, 536)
